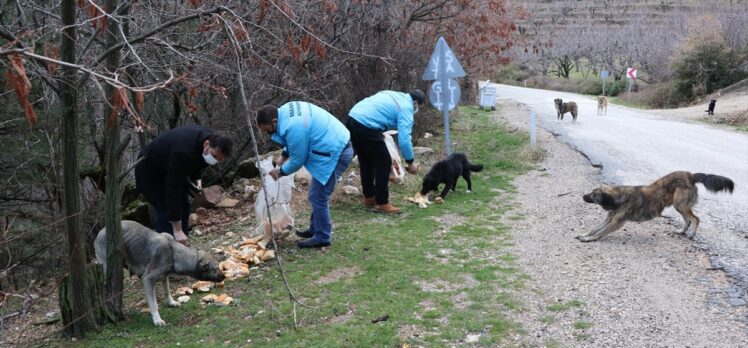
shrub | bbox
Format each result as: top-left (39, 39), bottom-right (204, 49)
top-left (606, 79), bottom-right (630, 97)
top-left (668, 15), bottom-right (748, 100)
top-left (618, 82), bottom-right (685, 108)
top-left (494, 63), bottom-right (531, 83)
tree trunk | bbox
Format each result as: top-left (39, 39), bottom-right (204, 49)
top-left (59, 264), bottom-right (116, 331)
top-left (59, 0), bottom-right (97, 337)
top-left (103, 0), bottom-right (127, 319)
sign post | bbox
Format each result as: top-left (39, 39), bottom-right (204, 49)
top-left (529, 112), bottom-right (536, 147)
top-left (626, 67), bottom-right (637, 95)
top-left (422, 37), bottom-right (466, 155)
top-left (600, 70), bottom-right (609, 96)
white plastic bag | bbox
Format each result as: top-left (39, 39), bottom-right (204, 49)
top-left (254, 157), bottom-right (295, 242)
top-left (383, 130), bottom-right (405, 184)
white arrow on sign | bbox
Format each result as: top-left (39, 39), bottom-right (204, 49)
top-left (429, 79), bottom-right (461, 111)
top-left (422, 37), bottom-right (466, 80)
top-left (627, 67), bottom-right (637, 79)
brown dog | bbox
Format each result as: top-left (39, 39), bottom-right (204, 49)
top-left (554, 98), bottom-right (578, 123)
top-left (579, 171), bottom-right (734, 242)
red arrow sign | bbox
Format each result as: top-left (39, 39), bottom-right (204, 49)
top-left (627, 68), bottom-right (637, 79)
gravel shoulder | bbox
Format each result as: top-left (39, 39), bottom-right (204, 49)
top-left (497, 100), bottom-right (748, 347)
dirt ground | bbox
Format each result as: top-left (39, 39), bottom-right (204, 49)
top-left (497, 100), bottom-right (748, 347)
top-left (649, 85), bottom-right (748, 128)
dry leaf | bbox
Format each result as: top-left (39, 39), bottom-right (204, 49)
top-left (43, 42), bottom-right (59, 75)
top-left (301, 33), bottom-right (312, 53)
top-left (5, 54), bottom-right (36, 127)
top-left (108, 87), bottom-right (130, 126)
top-left (134, 90), bottom-right (144, 113)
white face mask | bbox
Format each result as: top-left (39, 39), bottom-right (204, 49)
top-left (203, 150), bottom-right (219, 165)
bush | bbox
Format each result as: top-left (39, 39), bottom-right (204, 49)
top-left (605, 79), bottom-right (630, 97)
top-left (668, 15), bottom-right (748, 101)
top-left (618, 82), bottom-right (686, 108)
top-left (494, 63), bottom-right (531, 83)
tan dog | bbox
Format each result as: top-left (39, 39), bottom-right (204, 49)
top-left (579, 171), bottom-right (734, 242)
top-left (597, 96), bottom-right (607, 116)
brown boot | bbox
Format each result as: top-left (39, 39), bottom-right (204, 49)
top-left (361, 197), bottom-right (376, 208)
top-left (372, 203), bottom-right (401, 214)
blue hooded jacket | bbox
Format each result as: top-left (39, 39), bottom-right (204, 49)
top-left (271, 101), bottom-right (350, 185)
top-left (348, 91), bottom-right (416, 162)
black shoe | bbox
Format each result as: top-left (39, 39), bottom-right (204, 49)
top-left (297, 238), bottom-right (331, 249)
top-left (295, 228), bottom-right (313, 239)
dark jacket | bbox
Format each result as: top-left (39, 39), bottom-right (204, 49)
top-left (135, 125), bottom-right (213, 221)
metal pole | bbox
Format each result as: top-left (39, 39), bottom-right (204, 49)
top-left (530, 112), bottom-right (536, 147)
top-left (627, 79), bottom-right (632, 95)
top-left (439, 43), bottom-right (451, 155)
top-left (602, 77), bottom-right (606, 96)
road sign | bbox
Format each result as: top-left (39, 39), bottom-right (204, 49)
top-left (422, 36), bottom-right (466, 155)
top-left (627, 67), bottom-right (637, 79)
top-left (422, 37), bottom-right (466, 80)
top-left (429, 79), bottom-right (461, 111)
top-left (600, 70), bottom-right (609, 96)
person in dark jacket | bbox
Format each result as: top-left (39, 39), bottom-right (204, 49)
top-left (135, 125), bottom-right (233, 244)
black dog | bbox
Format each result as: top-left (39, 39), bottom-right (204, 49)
top-left (420, 153), bottom-right (483, 199)
top-left (706, 99), bottom-right (716, 115)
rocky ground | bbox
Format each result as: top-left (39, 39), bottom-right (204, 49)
top-left (497, 100), bottom-right (748, 347)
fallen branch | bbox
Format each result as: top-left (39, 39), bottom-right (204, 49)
top-left (220, 13), bottom-right (316, 331)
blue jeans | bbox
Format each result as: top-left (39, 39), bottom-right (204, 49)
top-left (307, 144), bottom-right (354, 243)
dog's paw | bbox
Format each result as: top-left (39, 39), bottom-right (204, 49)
top-left (466, 190), bottom-right (472, 193)
top-left (575, 235), bottom-right (595, 242)
top-left (152, 317), bottom-right (167, 326)
top-left (167, 299), bottom-right (181, 307)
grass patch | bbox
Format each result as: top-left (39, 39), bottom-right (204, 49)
top-left (547, 299), bottom-right (585, 312)
top-left (573, 321), bottom-right (594, 330)
top-left (699, 110), bottom-right (748, 132)
top-left (44, 106), bottom-right (538, 347)
top-left (538, 316), bottom-right (556, 324)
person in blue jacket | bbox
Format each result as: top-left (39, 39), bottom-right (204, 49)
top-left (346, 90), bottom-right (425, 214)
top-left (256, 101), bottom-right (353, 249)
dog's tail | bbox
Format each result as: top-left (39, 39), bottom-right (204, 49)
top-left (469, 164), bottom-right (483, 172)
top-left (693, 173), bottom-right (734, 193)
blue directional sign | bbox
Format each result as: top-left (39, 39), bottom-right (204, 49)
top-left (422, 37), bottom-right (466, 155)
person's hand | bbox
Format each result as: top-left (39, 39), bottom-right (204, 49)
top-left (406, 163), bottom-right (419, 174)
top-left (196, 179), bottom-right (203, 191)
top-left (269, 167), bottom-right (281, 181)
top-left (276, 155), bottom-right (288, 166)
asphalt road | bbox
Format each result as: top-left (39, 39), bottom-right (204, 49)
top-left (493, 83), bottom-right (748, 299)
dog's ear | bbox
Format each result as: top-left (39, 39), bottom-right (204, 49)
top-left (196, 250), bottom-right (210, 272)
top-left (598, 192), bottom-right (619, 211)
